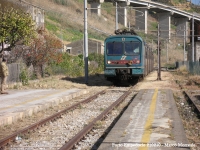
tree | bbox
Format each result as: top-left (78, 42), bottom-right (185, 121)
top-left (0, 6), bottom-right (36, 54)
top-left (22, 30), bottom-right (63, 78)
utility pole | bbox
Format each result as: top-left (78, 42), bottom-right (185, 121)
top-left (115, 2), bottom-right (118, 30)
top-left (183, 26), bottom-right (186, 62)
top-left (166, 39), bottom-right (168, 64)
top-left (84, 0), bottom-right (88, 84)
top-left (157, 23), bottom-right (161, 80)
top-left (192, 14), bottom-right (194, 62)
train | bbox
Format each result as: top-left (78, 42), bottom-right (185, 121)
top-left (104, 29), bottom-right (154, 83)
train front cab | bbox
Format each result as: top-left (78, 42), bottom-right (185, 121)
top-left (104, 35), bottom-right (146, 81)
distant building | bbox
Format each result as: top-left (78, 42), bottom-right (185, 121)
top-left (188, 20), bottom-right (200, 61)
top-left (187, 42), bottom-right (200, 61)
top-left (66, 39), bottom-right (104, 55)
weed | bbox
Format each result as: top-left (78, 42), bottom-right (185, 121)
top-left (13, 84), bottom-right (21, 89)
top-left (186, 80), bottom-right (193, 85)
top-left (78, 104), bottom-right (83, 109)
top-left (94, 120), bottom-right (104, 129)
top-left (169, 132), bottom-right (174, 139)
top-left (121, 130), bottom-right (127, 137)
top-left (100, 108), bottom-right (104, 111)
top-left (19, 69), bottom-right (29, 86)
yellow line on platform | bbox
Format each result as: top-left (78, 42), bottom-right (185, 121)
top-left (0, 89), bottom-right (67, 111)
top-left (139, 89), bottom-right (158, 150)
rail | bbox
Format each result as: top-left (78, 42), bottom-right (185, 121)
top-left (59, 87), bottom-right (133, 150)
top-left (0, 90), bottom-right (106, 149)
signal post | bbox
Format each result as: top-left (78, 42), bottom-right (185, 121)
top-left (157, 23), bottom-right (161, 81)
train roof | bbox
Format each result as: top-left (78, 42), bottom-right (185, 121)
top-left (105, 34), bottom-right (144, 42)
top-left (105, 29), bottom-right (144, 42)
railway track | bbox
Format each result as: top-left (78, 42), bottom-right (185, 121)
top-left (184, 91), bottom-right (200, 116)
top-left (176, 79), bottom-right (200, 116)
top-left (0, 90), bottom-right (106, 149)
top-left (0, 87), bottom-right (136, 150)
top-left (174, 79), bottom-right (200, 149)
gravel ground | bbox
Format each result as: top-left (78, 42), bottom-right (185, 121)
top-left (8, 90), bottom-right (127, 150)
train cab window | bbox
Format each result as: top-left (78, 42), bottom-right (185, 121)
top-left (125, 42), bottom-right (140, 55)
top-left (107, 42), bottom-right (123, 55)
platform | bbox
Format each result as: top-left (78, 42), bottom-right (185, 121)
top-left (98, 89), bottom-right (192, 150)
top-left (0, 88), bottom-right (89, 127)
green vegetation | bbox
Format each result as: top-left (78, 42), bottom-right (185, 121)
top-left (164, 63), bottom-right (176, 69)
top-left (149, 22), bottom-right (158, 31)
top-left (75, 0), bottom-right (84, 3)
top-left (88, 53), bottom-right (104, 73)
top-left (88, 32), bottom-right (106, 41)
top-left (45, 20), bottom-right (83, 41)
top-left (0, 6), bottom-right (36, 53)
top-left (172, 0), bottom-right (187, 4)
top-left (45, 12), bottom-right (107, 42)
top-left (47, 53), bottom-right (104, 77)
top-left (19, 69), bottom-right (29, 85)
top-left (45, 20), bottom-right (107, 42)
top-left (49, 0), bottom-right (68, 6)
top-left (49, 0), bottom-right (84, 5)
top-left (171, 24), bottom-right (176, 30)
top-left (101, 2), bottom-right (114, 14)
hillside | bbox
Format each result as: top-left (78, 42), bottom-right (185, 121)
top-left (22, 0), bottom-right (199, 42)
top-left (24, 0), bottom-right (119, 42)
top-left (2, 0), bottom-right (199, 43)
top-left (2, 0), bottom-right (200, 66)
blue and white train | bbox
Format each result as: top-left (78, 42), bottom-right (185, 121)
top-left (104, 29), bottom-right (154, 82)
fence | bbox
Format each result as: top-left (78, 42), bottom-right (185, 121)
top-left (0, 63), bottom-right (21, 84)
top-left (176, 61), bottom-right (200, 75)
top-left (8, 63), bottom-right (21, 83)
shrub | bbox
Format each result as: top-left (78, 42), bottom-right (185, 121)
top-left (19, 69), bottom-right (29, 85)
top-left (48, 53), bottom-right (104, 77)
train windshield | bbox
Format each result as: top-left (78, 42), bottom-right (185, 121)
top-left (106, 41), bottom-right (141, 55)
top-left (124, 42), bottom-right (140, 55)
top-left (106, 42), bottom-right (123, 55)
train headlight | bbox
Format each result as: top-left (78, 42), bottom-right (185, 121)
top-left (107, 61), bottom-right (111, 64)
top-left (136, 60), bottom-right (140, 64)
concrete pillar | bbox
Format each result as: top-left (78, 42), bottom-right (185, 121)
top-left (195, 42), bottom-right (200, 61)
top-left (90, 0), bottom-right (104, 16)
top-left (158, 12), bottom-right (171, 40)
top-left (175, 18), bottom-right (188, 41)
top-left (135, 8), bottom-right (148, 34)
top-left (117, 2), bottom-right (129, 27)
top-left (91, 3), bottom-right (101, 16)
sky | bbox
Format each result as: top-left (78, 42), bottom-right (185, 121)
top-left (191, 0), bottom-right (200, 5)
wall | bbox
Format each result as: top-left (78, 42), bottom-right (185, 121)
top-left (188, 42), bottom-right (200, 61)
